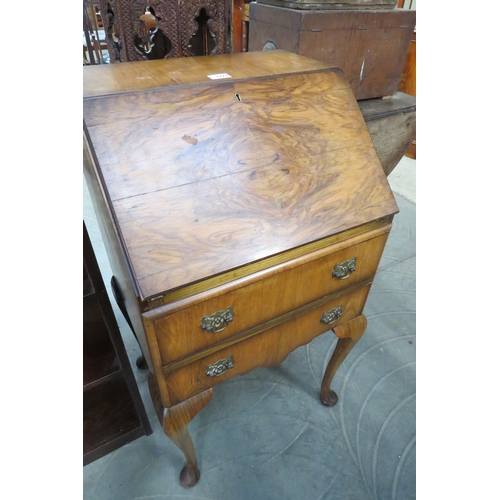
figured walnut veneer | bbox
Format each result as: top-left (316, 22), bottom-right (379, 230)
top-left (145, 227), bottom-right (389, 366)
top-left (83, 52), bottom-right (398, 488)
top-left (84, 69), bottom-right (396, 303)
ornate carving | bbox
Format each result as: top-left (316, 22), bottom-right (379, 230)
top-left (101, 0), bottom-right (229, 62)
top-left (205, 355), bottom-right (235, 377)
top-left (93, 1), bottom-right (119, 63)
top-left (332, 257), bottom-right (357, 280)
top-left (188, 8), bottom-right (217, 56)
top-left (126, 0), bottom-right (178, 61)
top-left (133, 6), bottom-right (173, 59)
top-left (180, 0), bottom-right (230, 57)
top-left (200, 306), bottom-right (234, 333)
top-left (116, 1), bottom-right (177, 61)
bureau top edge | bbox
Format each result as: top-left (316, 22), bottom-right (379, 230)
top-left (82, 50), bottom-right (333, 99)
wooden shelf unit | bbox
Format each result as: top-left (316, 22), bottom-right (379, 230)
top-left (83, 221), bottom-right (152, 466)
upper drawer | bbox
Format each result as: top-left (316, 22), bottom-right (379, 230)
top-left (144, 225), bottom-right (390, 366)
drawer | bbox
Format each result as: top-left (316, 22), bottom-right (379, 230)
top-left (163, 283), bottom-right (371, 404)
top-left (144, 226), bottom-right (389, 366)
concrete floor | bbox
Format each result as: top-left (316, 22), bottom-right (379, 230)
top-left (83, 156), bottom-right (416, 500)
top-left (387, 156), bottom-right (416, 204)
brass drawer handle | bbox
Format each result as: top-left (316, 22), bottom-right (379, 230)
top-left (206, 355), bottom-right (235, 377)
top-left (320, 305), bottom-right (343, 325)
top-left (332, 257), bottom-right (357, 280)
top-left (200, 306), bottom-right (234, 333)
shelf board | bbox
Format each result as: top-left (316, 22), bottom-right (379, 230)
top-left (83, 377), bottom-right (143, 459)
top-left (83, 293), bottom-right (121, 386)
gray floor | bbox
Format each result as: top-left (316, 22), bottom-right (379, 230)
top-left (83, 158), bottom-right (416, 500)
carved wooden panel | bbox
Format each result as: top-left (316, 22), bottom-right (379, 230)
top-left (180, 0), bottom-right (231, 57)
top-left (92, 1), bottom-right (124, 63)
top-left (96, 0), bottom-right (230, 62)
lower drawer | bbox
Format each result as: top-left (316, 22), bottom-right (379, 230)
top-left (163, 283), bottom-right (371, 404)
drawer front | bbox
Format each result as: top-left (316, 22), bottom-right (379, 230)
top-left (150, 229), bottom-right (388, 366)
top-left (163, 284), bottom-right (371, 404)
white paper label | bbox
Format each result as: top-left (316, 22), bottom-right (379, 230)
top-left (207, 73), bottom-right (232, 80)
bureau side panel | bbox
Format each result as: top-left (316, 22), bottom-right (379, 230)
top-left (83, 138), bottom-right (171, 402)
top-left (84, 136), bottom-right (174, 407)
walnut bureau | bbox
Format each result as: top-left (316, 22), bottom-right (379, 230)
top-left (83, 51), bottom-right (399, 488)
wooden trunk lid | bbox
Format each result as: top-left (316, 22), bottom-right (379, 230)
top-left (256, 0), bottom-right (397, 10)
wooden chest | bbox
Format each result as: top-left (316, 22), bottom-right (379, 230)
top-left (249, 4), bottom-right (416, 100)
top-left (358, 92), bottom-right (416, 175)
top-left (83, 51), bottom-right (399, 488)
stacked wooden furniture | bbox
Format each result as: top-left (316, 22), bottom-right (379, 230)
top-left (83, 50), bottom-right (399, 487)
top-left (357, 92), bottom-right (415, 175)
top-left (233, 0), bottom-right (251, 52)
top-left (249, 1), bottom-right (416, 174)
top-left (398, 24), bottom-right (416, 158)
top-left (83, 222), bottom-right (152, 465)
top-left (83, 0), bottom-right (107, 65)
top-left (249, 1), bottom-right (415, 100)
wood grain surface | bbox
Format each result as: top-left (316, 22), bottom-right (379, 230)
top-left (320, 313), bottom-right (368, 406)
top-left (84, 53), bottom-right (399, 487)
top-left (248, 7), bottom-right (416, 100)
top-left (148, 374), bottom-right (213, 488)
top-left (398, 28), bottom-right (416, 158)
top-left (256, 0), bottom-right (397, 9)
top-left (83, 68), bottom-right (398, 302)
top-left (83, 50), bottom-right (329, 98)
top-left (147, 228), bottom-right (389, 366)
top-left (164, 283), bottom-right (371, 404)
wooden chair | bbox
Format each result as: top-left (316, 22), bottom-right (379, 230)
top-left (83, 0), bottom-right (107, 65)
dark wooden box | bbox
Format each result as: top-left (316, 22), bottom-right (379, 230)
top-left (249, 4), bottom-right (416, 100)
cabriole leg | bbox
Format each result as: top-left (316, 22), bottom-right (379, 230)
top-left (320, 314), bottom-right (367, 407)
top-left (148, 375), bottom-right (213, 488)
